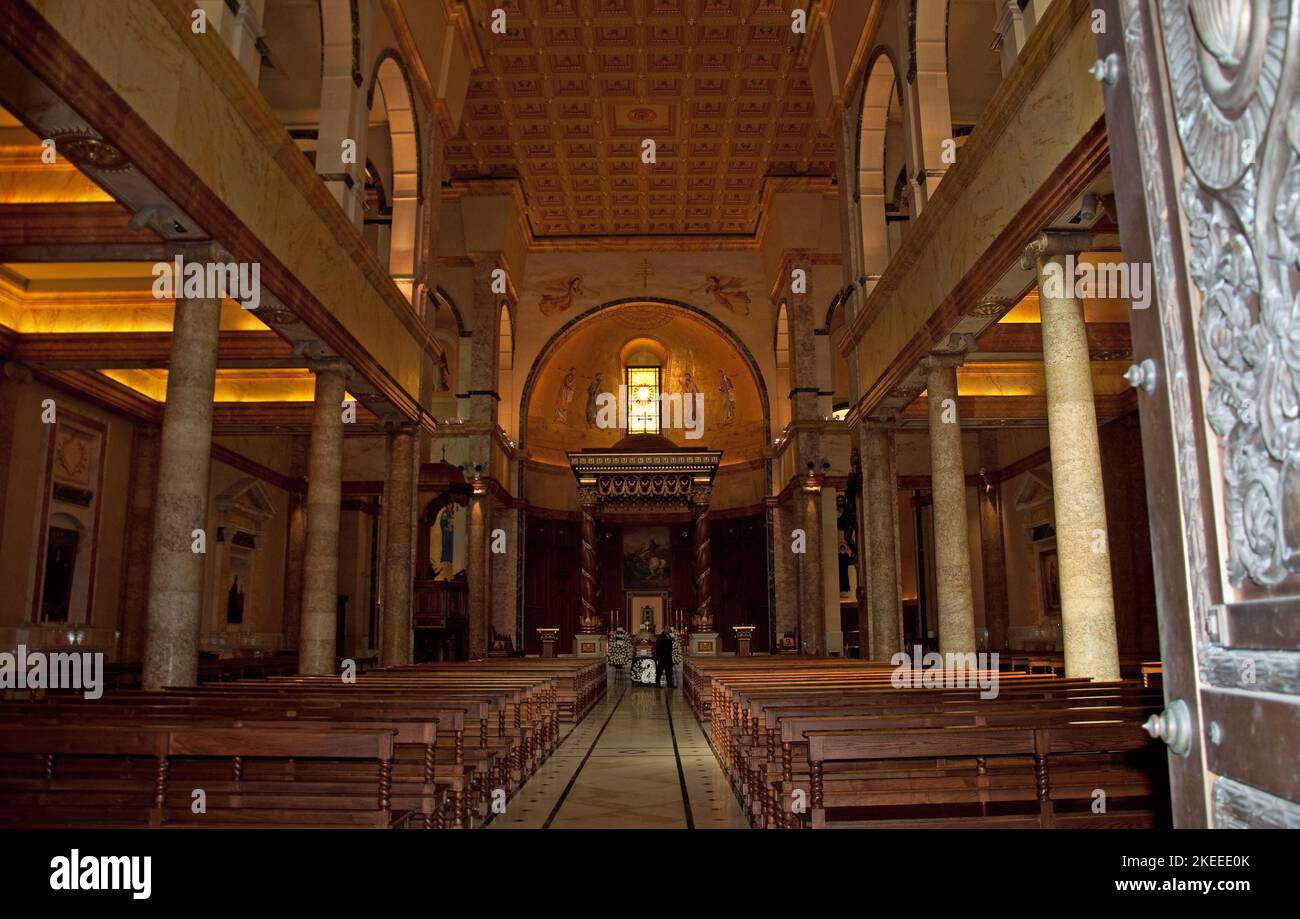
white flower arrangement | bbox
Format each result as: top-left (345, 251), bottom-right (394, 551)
top-left (607, 630), bottom-right (632, 667)
top-left (671, 632), bottom-right (683, 664)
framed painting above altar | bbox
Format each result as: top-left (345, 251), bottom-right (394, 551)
top-left (623, 526), bottom-right (671, 589)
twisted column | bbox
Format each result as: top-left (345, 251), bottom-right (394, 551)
top-left (693, 490), bottom-right (712, 628)
top-left (579, 489), bottom-right (598, 631)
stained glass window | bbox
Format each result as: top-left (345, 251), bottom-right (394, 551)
top-left (626, 366), bottom-right (660, 434)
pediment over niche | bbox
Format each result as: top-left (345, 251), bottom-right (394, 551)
top-left (1012, 470), bottom-right (1053, 511)
top-left (215, 477), bottom-right (276, 524)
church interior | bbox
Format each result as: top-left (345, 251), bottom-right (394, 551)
top-left (0, 0), bottom-right (1296, 837)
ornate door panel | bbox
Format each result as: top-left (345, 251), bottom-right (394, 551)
top-left (1095, 0), bottom-right (1300, 826)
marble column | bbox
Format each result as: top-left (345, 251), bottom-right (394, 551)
top-left (693, 491), bottom-right (713, 627)
top-left (796, 478), bottom-right (827, 655)
top-left (1032, 246), bottom-right (1121, 680)
top-left (466, 489), bottom-right (490, 659)
top-left (923, 352), bottom-right (977, 655)
top-left (860, 421), bottom-right (902, 659)
top-left (119, 424), bottom-right (159, 661)
top-left (142, 296), bottom-right (221, 689)
top-left (380, 424), bottom-right (416, 666)
top-left (578, 490), bottom-right (598, 631)
top-left (298, 363), bottom-right (349, 675)
top-left (977, 431), bottom-right (1010, 651)
top-left (771, 500), bottom-right (799, 643)
top-left (0, 363), bottom-right (29, 553)
top-left (281, 435), bottom-right (308, 651)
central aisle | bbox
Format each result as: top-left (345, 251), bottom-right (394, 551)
top-left (487, 669), bottom-right (750, 829)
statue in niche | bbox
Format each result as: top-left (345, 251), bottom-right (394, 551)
top-left (437, 352), bottom-right (451, 393)
top-left (691, 275), bottom-right (751, 315)
top-left (554, 367), bottom-right (577, 423)
top-left (438, 507), bottom-right (455, 579)
top-left (538, 275), bottom-right (585, 316)
top-left (836, 493), bottom-right (858, 596)
top-left (586, 372), bottom-right (603, 427)
top-left (718, 370), bottom-right (736, 424)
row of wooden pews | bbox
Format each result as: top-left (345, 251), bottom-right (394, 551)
top-left (0, 658), bottom-right (605, 829)
top-left (686, 657), bottom-right (1169, 830)
top-left (99, 655), bottom-right (380, 691)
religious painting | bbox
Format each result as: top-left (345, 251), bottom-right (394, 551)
top-left (537, 275), bottom-right (586, 316)
top-left (433, 505), bottom-right (456, 580)
top-left (1038, 547), bottom-right (1061, 617)
top-left (553, 367), bottom-right (578, 423)
top-left (226, 550), bottom-right (251, 625)
top-left (689, 275), bottom-right (751, 315)
top-left (623, 526), bottom-right (671, 589)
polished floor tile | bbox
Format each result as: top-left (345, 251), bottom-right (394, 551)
top-left (486, 668), bottom-right (750, 830)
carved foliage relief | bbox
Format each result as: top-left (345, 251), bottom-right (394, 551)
top-left (1163, 0), bottom-right (1300, 586)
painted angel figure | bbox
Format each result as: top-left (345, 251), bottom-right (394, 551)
top-left (538, 275), bottom-right (585, 316)
top-left (691, 275), bottom-right (751, 315)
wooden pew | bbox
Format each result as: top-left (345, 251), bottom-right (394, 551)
top-left (0, 723), bottom-right (414, 828)
top-left (805, 721), bottom-right (1162, 828)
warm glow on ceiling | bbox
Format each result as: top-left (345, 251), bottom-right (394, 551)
top-left (912, 361), bottom-right (1135, 399)
top-left (1000, 254), bottom-right (1140, 324)
top-left (0, 107), bottom-right (113, 204)
top-left (0, 263), bottom-right (270, 333)
top-left (102, 368), bottom-right (349, 403)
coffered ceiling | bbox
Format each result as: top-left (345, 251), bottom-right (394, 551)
top-left (446, 0), bottom-right (835, 239)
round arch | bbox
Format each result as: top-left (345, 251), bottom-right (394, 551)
top-left (856, 46), bottom-right (908, 275)
top-left (855, 46), bottom-right (905, 197)
top-left (517, 297), bottom-right (772, 454)
top-left (365, 49), bottom-right (425, 206)
top-left (366, 50), bottom-right (423, 293)
top-left (433, 287), bottom-right (466, 335)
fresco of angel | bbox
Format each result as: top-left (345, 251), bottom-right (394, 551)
top-left (691, 274), bottom-right (752, 316)
top-left (538, 275), bottom-right (586, 316)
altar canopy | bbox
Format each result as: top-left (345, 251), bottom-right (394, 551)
top-left (567, 434), bottom-right (721, 636)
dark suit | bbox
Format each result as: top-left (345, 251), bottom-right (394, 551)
top-left (654, 632), bottom-right (675, 687)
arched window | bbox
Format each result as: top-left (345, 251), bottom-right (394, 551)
top-left (620, 340), bottom-right (667, 435)
top-left (497, 303), bottom-right (515, 435)
top-left (775, 302), bottom-right (791, 433)
top-left (626, 365), bottom-right (662, 435)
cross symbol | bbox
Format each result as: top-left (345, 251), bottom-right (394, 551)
top-left (635, 258), bottom-right (654, 289)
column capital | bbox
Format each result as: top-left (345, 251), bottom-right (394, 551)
top-left (380, 414), bottom-right (418, 434)
top-left (921, 350), bottom-right (967, 373)
top-left (1021, 230), bottom-right (1095, 268)
top-left (862, 407), bottom-right (901, 428)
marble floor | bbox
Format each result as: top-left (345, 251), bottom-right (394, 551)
top-left (486, 668), bottom-right (751, 830)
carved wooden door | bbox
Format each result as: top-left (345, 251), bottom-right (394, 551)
top-left (1095, 0), bottom-right (1300, 826)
